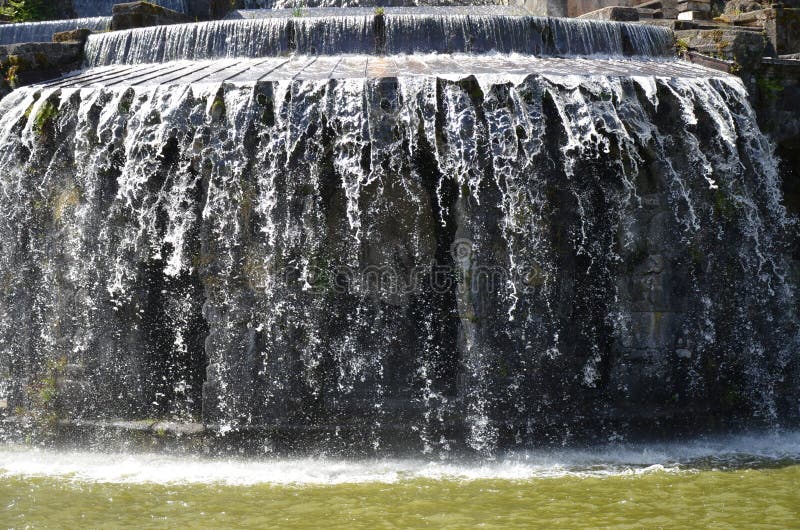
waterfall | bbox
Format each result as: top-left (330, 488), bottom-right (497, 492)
top-left (0, 68), bottom-right (796, 449)
top-left (84, 16), bottom-right (377, 66)
top-left (71, 0), bottom-right (189, 17)
top-left (83, 14), bottom-right (673, 67)
top-left (0, 8), bottom-right (797, 452)
top-left (0, 17), bottom-right (110, 46)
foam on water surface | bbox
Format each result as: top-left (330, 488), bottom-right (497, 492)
top-left (2, 432), bottom-right (800, 485)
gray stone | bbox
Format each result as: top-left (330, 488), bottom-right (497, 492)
top-left (111, 1), bottom-right (191, 32)
top-left (52, 28), bottom-right (92, 45)
top-left (0, 42), bottom-right (83, 93)
top-left (678, 9), bottom-right (709, 19)
top-left (678, 0), bottom-right (712, 12)
top-left (570, 0), bottom-right (632, 16)
top-left (578, 6), bottom-right (641, 20)
top-left (724, 0), bottom-right (764, 15)
top-left (675, 28), bottom-right (767, 69)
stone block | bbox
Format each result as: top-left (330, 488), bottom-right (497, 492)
top-left (724, 0), bottom-right (763, 15)
top-left (678, 10), bottom-right (709, 19)
top-left (577, 6), bottom-right (640, 20)
top-left (0, 42), bottom-right (83, 91)
top-left (52, 28), bottom-right (92, 45)
top-left (765, 8), bottom-right (800, 55)
top-left (675, 28), bottom-right (767, 69)
top-left (678, 0), bottom-right (712, 12)
top-left (111, 1), bottom-right (191, 32)
top-left (634, 0), bottom-right (679, 18)
top-left (568, 0), bottom-right (630, 17)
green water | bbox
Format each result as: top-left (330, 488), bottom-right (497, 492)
top-left (3, 466), bottom-right (799, 529)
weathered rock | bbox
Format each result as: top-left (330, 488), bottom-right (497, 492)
top-left (678, 9), bottom-right (709, 19)
top-left (578, 5), bottom-right (640, 19)
top-left (633, 0), bottom-right (679, 18)
top-left (0, 42), bottom-right (82, 92)
top-left (675, 28), bottom-right (766, 68)
top-left (569, 0), bottom-right (632, 16)
top-left (111, 1), bottom-right (190, 31)
top-left (52, 28), bottom-right (92, 45)
top-left (678, 0), bottom-right (712, 12)
top-left (764, 7), bottom-right (800, 55)
top-left (724, 0), bottom-right (763, 15)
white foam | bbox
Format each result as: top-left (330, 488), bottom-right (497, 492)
top-left (1, 431), bottom-right (799, 486)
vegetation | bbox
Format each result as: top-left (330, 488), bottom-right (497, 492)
top-left (33, 99), bottom-right (58, 136)
top-left (0, 0), bottom-right (57, 22)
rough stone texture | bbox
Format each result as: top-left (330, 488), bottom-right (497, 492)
top-left (52, 28), bottom-right (92, 45)
top-left (569, 0), bottom-right (631, 16)
top-left (678, 0), bottom-right (711, 12)
top-left (717, 8), bottom-right (800, 55)
top-left (764, 8), bottom-right (800, 55)
top-left (111, 1), bottom-right (191, 31)
top-left (0, 42), bottom-right (82, 99)
top-left (724, 0), bottom-right (763, 14)
top-left (578, 5), bottom-right (640, 19)
top-left (675, 28), bottom-right (767, 69)
top-left (678, 9), bottom-right (708, 18)
top-left (637, 18), bottom-right (698, 28)
top-left (748, 59), bottom-right (800, 150)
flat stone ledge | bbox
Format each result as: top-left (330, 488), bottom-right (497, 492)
top-left (578, 6), bottom-right (640, 20)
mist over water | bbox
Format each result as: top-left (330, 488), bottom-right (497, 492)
top-left (2, 431), bottom-right (800, 485)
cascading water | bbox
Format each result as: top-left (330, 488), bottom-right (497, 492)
top-left (0, 17), bottom-right (110, 46)
top-left (83, 13), bottom-right (674, 66)
top-left (0, 10), bottom-right (797, 454)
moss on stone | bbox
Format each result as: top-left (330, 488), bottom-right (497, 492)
top-left (33, 99), bottom-right (58, 136)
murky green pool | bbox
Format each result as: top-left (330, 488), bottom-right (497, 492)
top-left (3, 466), bottom-right (799, 528)
top-left (2, 435), bottom-right (800, 528)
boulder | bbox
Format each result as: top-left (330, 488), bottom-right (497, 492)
top-left (111, 1), bottom-right (191, 32)
top-left (724, 0), bottom-right (763, 15)
top-left (52, 28), bottom-right (93, 45)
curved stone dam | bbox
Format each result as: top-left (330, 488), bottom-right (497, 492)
top-left (0, 9), bottom-right (797, 453)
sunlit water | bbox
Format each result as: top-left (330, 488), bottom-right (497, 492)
top-left (2, 432), bottom-right (800, 527)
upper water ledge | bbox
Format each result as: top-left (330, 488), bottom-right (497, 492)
top-left (83, 13), bottom-right (675, 67)
top-left (226, 6), bottom-right (535, 18)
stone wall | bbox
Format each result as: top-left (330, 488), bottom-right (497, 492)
top-left (0, 41), bottom-right (83, 99)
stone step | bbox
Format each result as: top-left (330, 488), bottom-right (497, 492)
top-left (679, 10), bottom-right (710, 20)
top-left (577, 6), bottom-right (640, 20)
